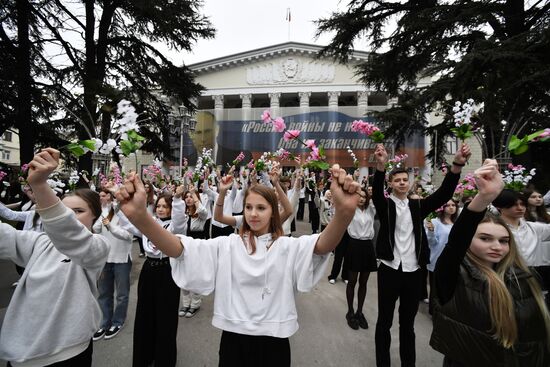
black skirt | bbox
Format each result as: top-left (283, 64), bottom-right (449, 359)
top-left (344, 238), bottom-right (377, 272)
top-left (218, 330), bottom-right (290, 367)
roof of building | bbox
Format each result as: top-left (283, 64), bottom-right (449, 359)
top-left (187, 41), bottom-right (370, 74)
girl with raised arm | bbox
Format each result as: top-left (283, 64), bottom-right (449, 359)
top-left (430, 160), bottom-right (550, 366)
top-left (115, 164), bottom-right (360, 367)
top-left (0, 148), bottom-right (109, 366)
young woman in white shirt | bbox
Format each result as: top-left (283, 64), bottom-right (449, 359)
top-left (115, 164), bottom-right (360, 367)
top-left (92, 189), bottom-right (134, 341)
top-left (344, 188), bottom-right (377, 330)
top-left (179, 186), bottom-right (209, 318)
top-left (130, 188), bottom-right (187, 367)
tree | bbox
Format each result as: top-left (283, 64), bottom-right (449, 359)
top-left (316, 0), bottom-right (550, 164)
top-left (1, 0), bottom-right (215, 170)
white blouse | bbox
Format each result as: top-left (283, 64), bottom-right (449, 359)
top-left (170, 233), bottom-right (330, 338)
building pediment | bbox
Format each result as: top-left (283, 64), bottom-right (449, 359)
top-left (188, 42), bottom-right (369, 76)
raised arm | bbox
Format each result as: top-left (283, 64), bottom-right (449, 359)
top-left (315, 165), bottom-right (360, 254)
top-left (212, 174), bottom-right (237, 227)
top-left (269, 163), bottom-right (293, 223)
top-left (0, 201), bottom-right (33, 222)
top-left (434, 159), bottom-right (504, 304)
top-left (116, 173), bottom-right (183, 257)
top-left (372, 144), bottom-right (389, 213)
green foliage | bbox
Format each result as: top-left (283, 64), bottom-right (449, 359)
top-left (317, 0), bottom-right (550, 160)
top-left (508, 130), bottom-right (550, 155)
top-left (1, 0), bottom-right (215, 168)
top-left (450, 124), bottom-right (475, 141)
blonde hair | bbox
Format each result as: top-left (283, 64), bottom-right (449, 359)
top-left (466, 213), bottom-right (550, 349)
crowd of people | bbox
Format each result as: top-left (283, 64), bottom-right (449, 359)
top-left (1, 143), bottom-right (550, 367)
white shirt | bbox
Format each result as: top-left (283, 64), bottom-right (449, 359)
top-left (188, 203), bottom-right (209, 232)
top-left (92, 212), bottom-right (133, 263)
top-left (347, 204), bottom-right (376, 240)
top-left (170, 233), bottom-right (330, 338)
top-left (200, 192), bottom-right (212, 220)
top-left (203, 181), bottom-right (236, 228)
top-left (380, 194), bottom-right (419, 272)
top-left (509, 219), bottom-right (550, 266)
top-left (282, 188), bottom-right (300, 235)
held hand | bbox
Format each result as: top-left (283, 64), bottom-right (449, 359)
top-left (374, 144), bottom-right (388, 165)
top-left (27, 148), bottom-right (60, 187)
top-left (329, 164), bottom-right (361, 217)
top-left (102, 217), bottom-right (111, 226)
top-left (115, 173), bottom-right (147, 221)
top-left (426, 221), bottom-right (434, 232)
top-left (453, 143), bottom-right (472, 165)
top-left (269, 162), bottom-right (281, 185)
top-left (174, 184), bottom-right (185, 198)
top-left (218, 174), bottom-right (234, 192)
top-left (473, 159), bottom-right (503, 199)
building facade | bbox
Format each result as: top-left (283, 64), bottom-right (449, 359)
top-left (123, 42), bottom-right (481, 184)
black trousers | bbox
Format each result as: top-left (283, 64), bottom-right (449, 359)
top-left (328, 232), bottom-right (349, 281)
top-left (211, 224), bottom-right (234, 238)
top-left (218, 331), bottom-right (290, 367)
top-left (133, 258), bottom-right (180, 367)
top-left (203, 218), bottom-right (211, 239)
top-left (375, 263), bottom-right (422, 367)
top-left (308, 201), bottom-right (320, 233)
top-left (7, 340), bottom-right (93, 367)
top-left (297, 198), bottom-right (305, 220)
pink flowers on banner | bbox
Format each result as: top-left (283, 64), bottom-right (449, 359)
top-left (260, 109), bottom-right (328, 170)
top-left (351, 120), bottom-right (385, 143)
top-left (284, 130), bottom-right (300, 141)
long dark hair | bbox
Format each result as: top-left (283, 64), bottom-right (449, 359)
top-left (438, 199), bottom-right (459, 223)
top-left (523, 188), bottom-right (550, 223)
top-left (239, 185), bottom-right (283, 255)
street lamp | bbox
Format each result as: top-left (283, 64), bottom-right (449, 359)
top-left (176, 105), bottom-right (193, 178)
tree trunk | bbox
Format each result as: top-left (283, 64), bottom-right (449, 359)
top-left (78, 0), bottom-right (98, 173)
top-left (16, 0), bottom-right (34, 165)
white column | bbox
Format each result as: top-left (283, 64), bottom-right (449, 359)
top-left (212, 95), bottom-right (224, 163)
top-left (269, 92), bottom-right (281, 116)
top-left (240, 93), bottom-right (252, 121)
top-left (328, 91), bottom-right (340, 110)
top-left (213, 95), bottom-right (224, 110)
top-left (298, 92), bottom-right (311, 108)
top-left (357, 91), bottom-right (369, 116)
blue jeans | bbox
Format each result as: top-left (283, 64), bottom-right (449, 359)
top-left (98, 259), bottom-right (132, 329)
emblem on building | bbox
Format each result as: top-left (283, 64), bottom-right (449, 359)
top-left (246, 57), bottom-right (335, 85)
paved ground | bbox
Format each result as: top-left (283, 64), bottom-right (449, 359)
top-left (0, 214), bottom-right (444, 366)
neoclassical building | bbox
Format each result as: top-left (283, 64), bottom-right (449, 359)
top-left (185, 41), bottom-right (425, 171)
top-left (126, 42), bottom-right (481, 183)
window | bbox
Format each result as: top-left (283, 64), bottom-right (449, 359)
top-left (445, 136), bottom-right (458, 155)
top-left (2, 131), bottom-right (12, 142)
top-left (1, 150), bottom-right (11, 160)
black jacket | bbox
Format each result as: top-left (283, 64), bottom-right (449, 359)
top-left (372, 169), bottom-right (460, 266)
top-left (430, 208), bottom-right (549, 367)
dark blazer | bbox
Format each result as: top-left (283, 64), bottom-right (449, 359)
top-left (372, 170), bottom-right (460, 266)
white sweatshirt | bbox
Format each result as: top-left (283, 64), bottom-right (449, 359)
top-left (170, 233), bottom-right (329, 338)
top-left (0, 201), bottom-right (109, 366)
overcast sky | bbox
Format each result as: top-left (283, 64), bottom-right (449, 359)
top-left (178, 0), bottom-right (350, 65)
